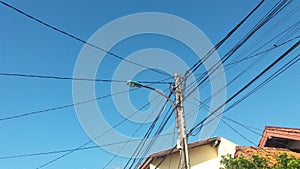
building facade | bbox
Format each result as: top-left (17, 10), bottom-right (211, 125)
top-left (140, 137), bottom-right (236, 169)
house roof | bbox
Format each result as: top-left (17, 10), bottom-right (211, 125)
top-left (235, 146), bottom-right (300, 166)
top-left (265, 126), bottom-right (300, 134)
top-left (259, 126), bottom-right (300, 148)
top-left (139, 137), bottom-right (221, 169)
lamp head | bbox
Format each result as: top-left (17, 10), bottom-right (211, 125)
top-left (127, 80), bottom-right (142, 88)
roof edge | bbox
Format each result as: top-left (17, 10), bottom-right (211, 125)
top-left (139, 137), bottom-right (222, 169)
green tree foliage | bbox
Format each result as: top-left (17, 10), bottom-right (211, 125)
top-left (220, 153), bottom-right (300, 169)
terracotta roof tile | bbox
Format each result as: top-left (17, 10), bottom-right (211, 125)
top-left (259, 126), bottom-right (300, 147)
top-left (266, 126), bottom-right (300, 134)
top-left (235, 146), bottom-right (300, 166)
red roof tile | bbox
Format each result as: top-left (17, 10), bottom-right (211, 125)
top-left (265, 126), bottom-right (300, 134)
top-left (259, 126), bottom-right (300, 147)
top-left (235, 146), bottom-right (300, 166)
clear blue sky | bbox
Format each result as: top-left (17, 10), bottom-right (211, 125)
top-left (1, 0), bottom-right (300, 168)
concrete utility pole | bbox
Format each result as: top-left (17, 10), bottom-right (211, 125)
top-left (174, 73), bottom-right (190, 169)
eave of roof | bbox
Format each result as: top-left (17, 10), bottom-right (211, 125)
top-left (259, 126), bottom-right (300, 147)
top-left (139, 137), bottom-right (221, 169)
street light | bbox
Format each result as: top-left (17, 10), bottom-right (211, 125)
top-left (126, 80), bottom-right (177, 109)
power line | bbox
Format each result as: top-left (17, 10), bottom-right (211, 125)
top-left (151, 47), bottom-right (285, 165)
top-left (0, 89), bottom-right (173, 167)
top-left (214, 56), bottom-right (300, 143)
top-left (187, 0), bottom-right (266, 77)
top-left (189, 95), bottom-right (256, 145)
top-left (133, 106), bottom-right (175, 168)
top-left (103, 89), bottom-right (170, 169)
top-left (186, 36), bottom-right (294, 125)
top-left (220, 119), bottom-right (257, 145)
top-left (186, 35), bottom-right (300, 125)
top-left (223, 53), bottom-right (300, 115)
top-left (224, 35), bottom-right (300, 68)
top-left (35, 99), bottom-right (151, 168)
top-left (154, 145), bottom-right (177, 169)
top-left (0, 1), bottom-right (170, 77)
top-left (189, 96), bottom-right (260, 145)
top-left (0, 72), bottom-right (173, 84)
top-left (36, 86), bottom-right (172, 169)
top-left (188, 24), bottom-right (300, 100)
top-left (147, 100), bottom-right (203, 169)
top-left (189, 95), bottom-right (263, 135)
top-left (0, 88), bottom-right (135, 122)
top-left (225, 5), bottom-right (300, 68)
top-left (167, 127), bottom-right (176, 169)
top-left (192, 44), bottom-right (300, 137)
top-left (185, 0), bottom-right (291, 100)
top-left (0, 132), bottom-right (175, 160)
top-left (222, 116), bottom-right (262, 134)
top-left (195, 52), bottom-right (300, 135)
top-left (154, 113), bottom-right (218, 169)
top-left (124, 95), bottom-right (174, 168)
top-left (153, 42), bottom-right (300, 166)
top-left (188, 35), bottom-right (298, 117)
top-left (0, 75), bottom-right (174, 122)
top-left (127, 2), bottom-right (296, 165)
top-left (189, 40), bottom-right (300, 136)
top-left (222, 115), bottom-right (295, 148)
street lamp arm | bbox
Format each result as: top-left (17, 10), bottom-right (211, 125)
top-left (126, 80), bottom-right (176, 109)
top-left (141, 85), bottom-right (176, 110)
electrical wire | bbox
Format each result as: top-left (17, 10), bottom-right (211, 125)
top-left (188, 96), bottom-right (260, 145)
top-left (0, 1), bottom-right (170, 77)
top-left (193, 48), bottom-right (300, 138)
top-left (0, 75), bottom-right (174, 122)
top-left (187, 0), bottom-right (266, 77)
top-left (35, 87), bottom-right (170, 169)
top-left (135, 2), bottom-right (296, 166)
top-left (1, 0), bottom-right (297, 167)
top-left (185, 0), bottom-right (291, 100)
top-left (154, 145), bottom-right (177, 169)
top-left (185, 35), bottom-right (300, 123)
top-left (220, 119), bottom-right (257, 145)
top-left (192, 52), bottom-right (299, 135)
top-left (152, 43), bottom-right (300, 167)
top-left (190, 95), bottom-right (262, 135)
top-left (188, 28), bottom-right (300, 98)
top-left (0, 72), bottom-right (173, 84)
top-left (133, 107), bottom-right (175, 169)
top-left (123, 103), bottom-right (171, 168)
top-left (188, 40), bottom-right (299, 137)
top-left (223, 114), bottom-right (297, 148)
top-left (0, 88), bottom-right (135, 122)
top-left (124, 95), bottom-right (173, 169)
top-left (224, 33), bottom-right (300, 68)
top-left (187, 35), bottom-right (298, 118)
top-left (223, 52), bottom-right (300, 115)
top-left (167, 127), bottom-right (176, 169)
top-left (102, 90), bottom-right (170, 169)
top-left (154, 25), bottom-right (300, 168)
top-left (226, 4), bottom-right (300, 67)
top-left (197, 49), bottom-right (270, 112)
top-left (152, 99), bottom-right (206, 169)
top-left (222, 116), bottom-right (262, 134)
top-left (0, 132), bottom-right (175, 160)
